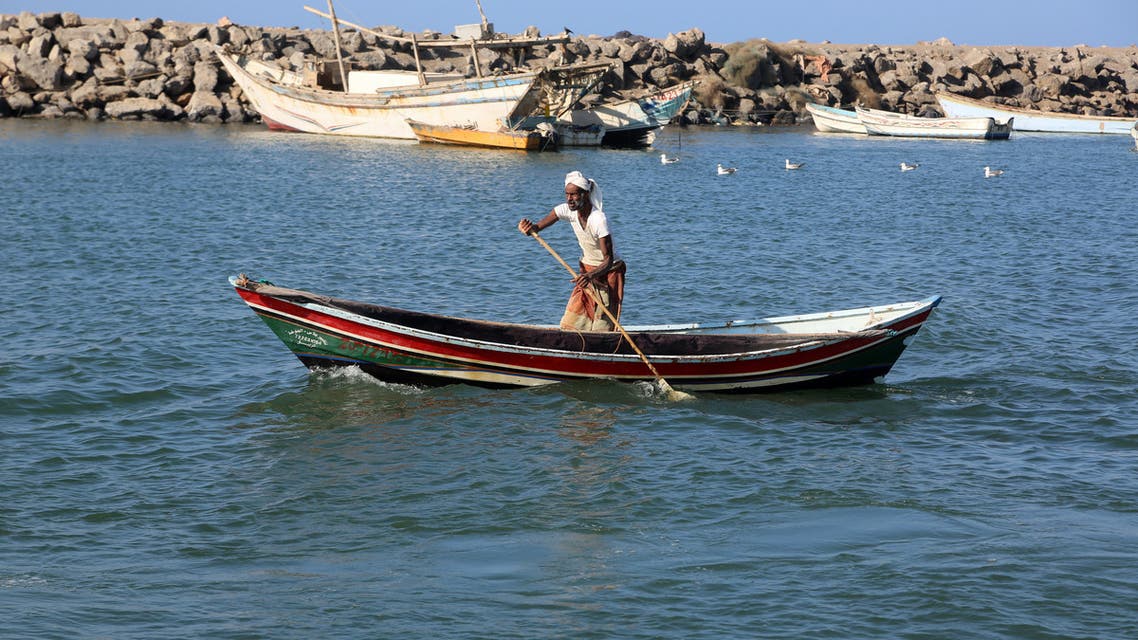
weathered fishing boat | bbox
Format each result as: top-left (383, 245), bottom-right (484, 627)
top-left (556, 80), bottom-right (697, 147)
top-left (214, 4), bottom-right (607, 140)
top-left (936, 91), bottom-right (1136, 134)
top-left (805, 103), bottom-right (867, 134)
top-left (230, 275), bottom-right (940, 393)
top-left (856, 106), bottom-right (1012, 140)
top-left (217, 46), bottom-right (605, 140)
top-left (406, 119), bottom-right (555, 150)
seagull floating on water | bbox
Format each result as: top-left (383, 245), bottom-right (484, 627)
top-left (900, 162), bottom-right (919, 172)
top-left (660, 153), bottom-right (679, 164)
top-left (717, 163), bottom-right (737, 175)
top-left (984, 166), bottom-right (1004, 178)
top-left (785, 159), bottom-right (804, 170)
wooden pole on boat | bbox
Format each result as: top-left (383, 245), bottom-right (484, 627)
top-left (526, 231), bottom-right (694, 401)
top-left (469, 41), bottom-right (483, 79)
top-left (325, 1), bottom-right (349, 92)
top-left (410, 33), bottom-right (426, 87)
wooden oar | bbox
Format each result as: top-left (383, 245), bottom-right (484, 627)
top-left (527, 231), bottom-right (695, 402)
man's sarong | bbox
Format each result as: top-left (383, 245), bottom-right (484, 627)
top-left (559, 261), bottom-right (626, 332)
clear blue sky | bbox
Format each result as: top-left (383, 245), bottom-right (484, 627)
top-left (7, 1), bottom-right (1137, 47)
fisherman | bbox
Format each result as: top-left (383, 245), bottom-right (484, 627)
top-left (518, 170), bottom-right (625, 331)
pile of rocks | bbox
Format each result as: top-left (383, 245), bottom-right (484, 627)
top-left (713, 38), bottom-right (1138, 122)
top-left (2, 11), bottom-right (1136, 126)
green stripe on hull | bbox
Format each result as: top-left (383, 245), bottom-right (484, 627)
top-left (257, 314), bottom-right (446, 371)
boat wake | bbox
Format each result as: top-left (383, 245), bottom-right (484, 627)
top-left (313, 365), bottom-right (425, 395)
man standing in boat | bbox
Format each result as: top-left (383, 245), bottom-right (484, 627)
top-left (518, 171), bottom-right (625, 331)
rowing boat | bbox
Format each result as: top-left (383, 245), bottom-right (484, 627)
top-left (805, 103), bottom-right (867, 134)
top-left (856, 106), bottom-right (1012, 140)
top-left (230, 275), bottom-right (941, 393)
top-left (406, 119), bottom-right (555, 150)
top-left (558, 80), bottom-right (696, 147)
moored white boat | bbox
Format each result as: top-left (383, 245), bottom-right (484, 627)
top-left (406, 119), bottom-right (555, 150)
top-left (805, 103), bottom-right (867, 134)
top-left (217, 48), bottom-right (541, 139)
top-left (558, 80), bottom-right (696, 147)
top-left (936, 91), bottom-right (1136, 134)
top-left (215, 4), bottom-right (607, 141)
top-left (856, 106), bottom-right (1012, 140)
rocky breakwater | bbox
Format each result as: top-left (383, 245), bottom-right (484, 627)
top-left (715, 38), bottom-right (1138, 122)
top-left (2, 10), bottom-right (1136, 126)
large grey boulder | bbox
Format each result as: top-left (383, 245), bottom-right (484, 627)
top-left (56, 25), bottom-right (117, 49)
top-left (192, 60), bottom-right (219, 92)
top-left (97, 84), bottom-right (130, 102)
top-left (17, 12), bottom-right (39, 31)
top-left (66, 38), bottom-right (99, 61)
top-left (16, 56), bottom-right (64, 90)
top-left (104, 96), bottom-right (169, 118)
top-left (68, 78), bottom-right (100, 106)
top-left (0, 43), bottom-right (19, 71)
top-left (6, 90), bottom-right (36, 112)
top-left (663, 28), bottom-right (704, 60)
top-left (185, 90), bottom-right (224, 121)
top-left (27, 32), bottom-right (55, 58)
top-left (64, 54), bottom-right (91, 77)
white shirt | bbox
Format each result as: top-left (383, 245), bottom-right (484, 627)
top-left (554, 203), bottom-right (619, 265)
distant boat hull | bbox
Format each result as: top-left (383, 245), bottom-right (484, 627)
top-left (936, 92), bottom-right (1136, 134)
top-left (407, 119), bottom-right (552, 150)
top-left (561, 81), bottom-right (695, 147)
top-left (805, 103), bottom-right (867, 134)
top-left (553, 122), bottom-right (606, 147)
top-left (856, 106), bottom-right (1012, 140)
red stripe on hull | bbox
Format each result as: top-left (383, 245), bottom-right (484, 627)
top-left (261, 114), bottom-right (301, 132)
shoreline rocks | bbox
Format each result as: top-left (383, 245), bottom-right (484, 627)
top-left (2, 11), bottom-right (1136, 126)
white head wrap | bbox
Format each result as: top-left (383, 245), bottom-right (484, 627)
top-left (564, 170), bottom-right (603, 211)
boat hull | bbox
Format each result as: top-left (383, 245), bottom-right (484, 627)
top-left (561, 81), bottom-right (695, 146)
top-left (805, 103), bottom-right (867, 134)
top-left (936, 92), bottom-right (1136, 134)
top-left (407, 119), bottom-right (551, 150)
top-left (857, 106), bottom-right (1012, 139)
top-left (216, 49), bottom-right (537, 140)
top-left (231, 277), bottom-right (940, 393)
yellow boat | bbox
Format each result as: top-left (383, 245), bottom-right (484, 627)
top-left (406, 119), bottom-right (554, 150)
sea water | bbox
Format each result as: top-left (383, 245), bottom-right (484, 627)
top-left (2, 119), bottom-right (1137, 639)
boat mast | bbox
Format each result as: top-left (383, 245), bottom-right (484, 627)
top-left (325, 1), bottom-right (349, 92)
top-left (302, 4), bottom-right (570, 88)
top-left (305, 5), bottom-right (427, 86)
top-left (475, 0), bottom-right (489, 31)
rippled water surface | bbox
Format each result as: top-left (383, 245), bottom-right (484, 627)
top-left (3, 119), bottom-right (1137, 639)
